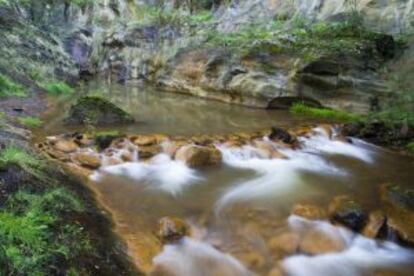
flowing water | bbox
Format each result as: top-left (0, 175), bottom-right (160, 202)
top-left (38, 81), bottom-right (414, 275)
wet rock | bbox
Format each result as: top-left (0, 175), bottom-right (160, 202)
top-left (299, 229), bottom-right (345, 255)
top-left (158, 217), bottom-right (189, 244)
top-left (95, 132), bottom-right (122, 150)
top-left (132, 135), bottom-right (157, 147)
top-left (328, 195), bottom-right (367, 232)
top-left (253, 140), bottom-right (287, 159)
top-left (53, 139), bottom-right (78, 153)
top-left (175, 145), bottom-right (222, 167)
top-left (65, 96), bottom-right (134, 125)
top-left (361, 210), bottom-right (386, 239)
top-left (381, 184), bottom-right (414, 245)
top-left (269, 127), bottom-right (294, 144)
top-left (268, 232), bottom-right (300, 257)
top-left (138, 144), bottom-right (162, 159)
top-left (292, 204), bottom-right (327, 221)
top-left (268, 266), bottom-right (284, 276)
top-left (73, 153), bottom-right (101, 169)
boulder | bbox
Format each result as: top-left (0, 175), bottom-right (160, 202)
top-left (138, 144), bottom-right (162, 159)
top-left (328, 195), bottom-right (367, 232)
top-left (292, 203), bottom-right (327, 221)
top-left (65, 96), bottom-right (134, 125)
top-left (53, 139), bottom-right (78, 153)
top-left (175, 145), bottom-right (222, 167)
top-left (158, 217), bottom-right (189, 244)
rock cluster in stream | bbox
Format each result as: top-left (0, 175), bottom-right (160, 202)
top-left (37, 124), bottom-right (414, 274)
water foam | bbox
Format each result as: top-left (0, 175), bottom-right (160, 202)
top-left (282, 216), bottom-right (414, 276)
top-left (151, 237), bottom-right (251, 276)
top-left (90, 154), bottom-right (201, 196)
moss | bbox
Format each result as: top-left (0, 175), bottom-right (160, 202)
top-left (18, 116), bottom-right (43, 128)
top-left (407, 142), bottom-right (414, 153)
top-left (290, 102), bottom-right (362, 123)
top-left (0, 74), bottom-right (26, 98)
top-left (41, 81), bottom-right (74, 96)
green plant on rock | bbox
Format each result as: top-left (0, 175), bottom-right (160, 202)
top-left (41, 81), bottom-right (73, 96)
top-left (0, 74), bottom-right (26, 98)
top-left (18, 116), bottom-right (43, 128)
top-left (290, 102), bottom-right (362, 123)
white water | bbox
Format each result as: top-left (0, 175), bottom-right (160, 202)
top-left (282, 216), bottom-right (414, 276)
top-left (151, 237), bottom-right (251, 276)
top-left (91, 153), bottom-right (201, 196)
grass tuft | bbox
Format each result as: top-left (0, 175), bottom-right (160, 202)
top-left (290, 102), bottom-right (362, 122)
top-left (18, 116), bottom-right (43, 128)
top-left (0, 74), bottom-right (26, 98)
top-left (0, 146), bottom-right (39, 169)
top-left (42, 81), bottom-right (73, 96)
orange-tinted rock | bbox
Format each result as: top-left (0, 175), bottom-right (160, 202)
top-left (53, 139), bottom-right (78, 153)
top-left (73, 153), bottom-right (101, 169)
top-left (133, 135), bottom-right (157, 146)
top-left (139, 144), bottom-right (162, 159)
top-left (268, 232), bottom-right (300, 257)
top-left (328, 195), bottom-right (367, 231)
top-left (299, 229), bottom-right (345, 255)
top-left (175, 145), bottom-right (222, 167)
top-left (361, 210), bottom-right (386, 239)
top-left (292, 203), bottom-right (327, 220)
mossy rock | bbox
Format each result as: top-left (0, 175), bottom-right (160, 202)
top-left (65, 96), bottom-right (134, 125)
top-left (329, 195), bottom-right (367, 232)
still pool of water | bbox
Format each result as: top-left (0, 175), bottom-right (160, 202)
top-left (38, 81), bottom-right (414, 275)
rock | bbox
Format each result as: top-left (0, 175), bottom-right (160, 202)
top-left (381, 184), bottom-right (414, 245)
top-left (292, 204), bottom-right (327, 220)
top-left (138, 144), bottom-right (162, 159)
top-left (73, 153), bottom-right (101, 169)
top-left (299, 229), bottom-right (345, 255)
top-left (361, 210), bottom-right (386, 239)
top-left (328, 195), bottom-right (367, 232)
top-left (254, 140), bottom-right (287, 159)
top-left (158, 217), bottom-right (189, 243)
top-left (268, 232), bottom-right (300, 257)
top-left (65, 96), bottom-right (134, 125)
top-left (53, 139), bottom-right (78, 153)
top-left (133, 135), bottom-right (157, 147)
top-left (175, 145), bottom-right (222, 167)
top-left (269, 127), bottom-right (294, 144)
top-left (95, 131), bottom-right (122, 150)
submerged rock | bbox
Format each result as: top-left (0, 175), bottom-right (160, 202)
top-left (328, 195), bottom-right (367, 232)
top-left (175, 145), bottom-right (222, 167)
top-left (268, 231), bottom-right (300, 258)
top-left (158, 217), bottom-right (190, 244)
top-left (292, 204), bottom-right (327, 221)
top-left (299, 229), bottom-right (346, 255)
top-left (361, 210), bottom-right (386, 239)
top-left (65, 96), bottom-right (134, 125)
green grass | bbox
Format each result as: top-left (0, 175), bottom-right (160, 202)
top-left (407, 142), bottom-right (414, 153)
top-left (186, 11), bottom-right (213, 25)
top-left (41, 81), bottom-right (73, 96)
top-left (0, 74), bottom-right (27, 98)
top-left (18, 116), bottom-right (43, 128)
top-left (290, 102), bottom-right (362, 122)
top-left (0, 188), bottom-right (90, 275)
top-left (0, 146), bottom-right (39, 169)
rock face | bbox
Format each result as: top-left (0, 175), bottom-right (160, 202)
top-left (328, 195), bottom-right (367, 232)
top-left (65, 96), bottom-right (134, 125)
top-left (175, 145), bottom-right (222, 167)
top-left (158, 217), bottom-right (190, 244)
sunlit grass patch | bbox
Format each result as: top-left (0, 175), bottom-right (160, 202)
top-left (0, 74), bottom-right (27, 98)
top-left (290, 102), bottom-right (362, 122)
top-left (18, 116), bottom-right (43, 128)
top-left (41, 81), bottom-right (73, 96)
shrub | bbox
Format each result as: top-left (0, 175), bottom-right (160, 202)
top-left (18, 116), bottom-right (43, 128)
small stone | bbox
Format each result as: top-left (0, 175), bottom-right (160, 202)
top-left (268, 232), bottom-right (300, 257)
top-left (292, 203), bottom-right (327, 220)
top-left (158, 217), bottom-right (189, 243)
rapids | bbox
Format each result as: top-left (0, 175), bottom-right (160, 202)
top-left (38, 82), bottom-right (414, 275)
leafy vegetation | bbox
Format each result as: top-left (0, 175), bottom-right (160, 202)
top-left (0, 188), bottom-right (91, 275)
top-left (290, 102), bottom-right (362, 123)
top-left (41, 81), bottom-right (74, 96)
top-left (0, 146), bottom-right (39, 170)
top-left (18, 116), bottom-right (43, 128)
top-left (0, 74), bottom-right (26, 98)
